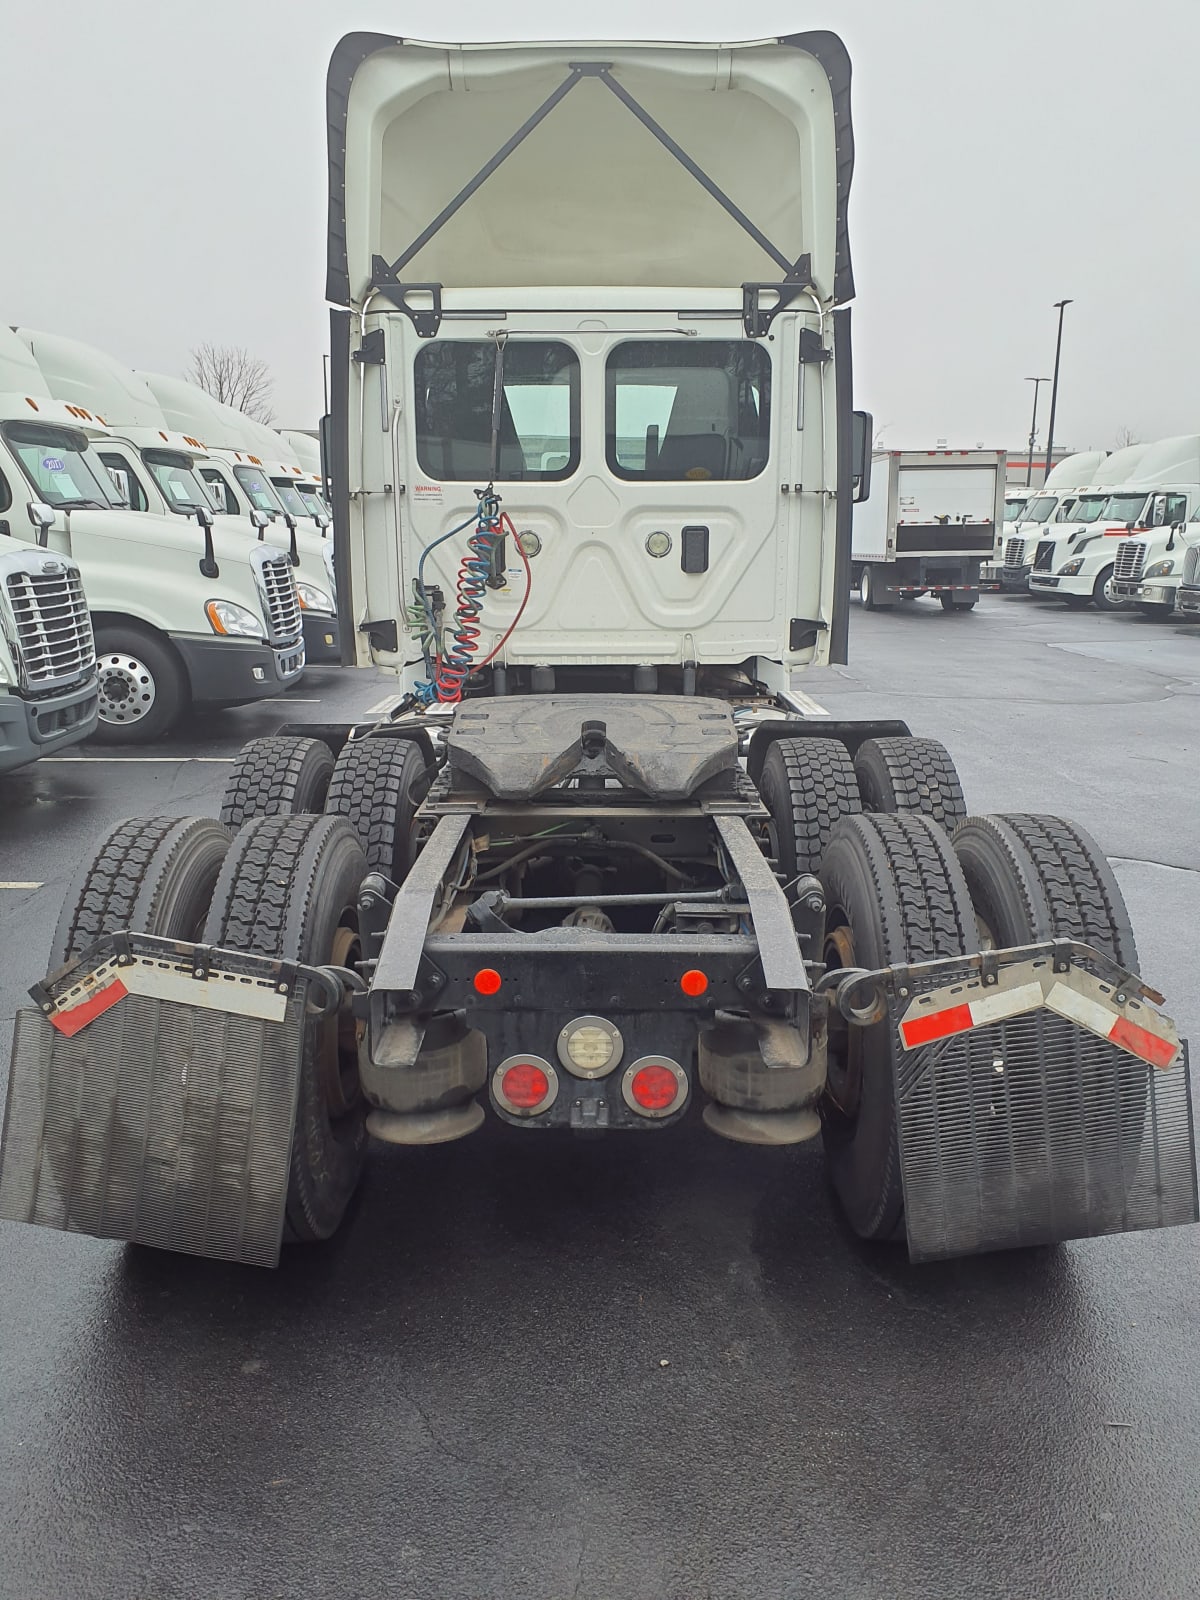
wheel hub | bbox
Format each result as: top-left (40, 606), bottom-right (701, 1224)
top-left (97, 654), bottom-right (156, 725)
top-left (319, 922), bottom-right (363, 1118)
top-left (822, 921), bottom-right (864, 1117)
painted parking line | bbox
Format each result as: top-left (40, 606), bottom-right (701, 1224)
top-left (41, 756), bottom-right (234, 764)
top-left (260, 698), bottom-right (323, 704)
top-left (364, 692), bottom-right (405, 716)
top-left (0, 882), bottom-right (43, 890)
top-left (785, 688), bottom-right (831, 717)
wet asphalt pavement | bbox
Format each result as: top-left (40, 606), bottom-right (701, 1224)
top-left (1, 596), bottom-right (1198, 1600)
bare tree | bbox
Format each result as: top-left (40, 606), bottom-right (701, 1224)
top-left (1114, 424), bottom-right (1140, 449)
top-left (188, 343), bottom-right (275, 423)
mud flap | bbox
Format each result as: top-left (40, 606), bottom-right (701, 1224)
top-left (0, 936), bottom-right (307, 1267)
top-left (889, 954), bottom-right (1198, 1262)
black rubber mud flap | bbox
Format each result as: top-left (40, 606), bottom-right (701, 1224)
top-left (0, 961), bottom-right (306, 1267)
top-left (890, 966), bottom-right (1198, 1263)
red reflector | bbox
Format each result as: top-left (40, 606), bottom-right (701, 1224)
top-left (500, 1063), bottom-right (550, 1109)
top-left (630, 1064), bottom-right (679, 1111)
top-left (680, 969), bottom-right (708, 997)
top-left (49, 977), bottom-right (128, 1037)
top-left (899, 1003), bottom-right (973, 1048)
top-left (1109, 1016), bottom-right (1177, 1070)
top-left (473, 967), bottom-right (502, 996)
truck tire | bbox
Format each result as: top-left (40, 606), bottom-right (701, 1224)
top-left (939, 592), bottom-right (977, 611)
top-left (757, 736), bottom-right (861, 880)
top-left (1093, 566), bottom-right (1126, 611)
top-left (859, 566), bottom-right (892, 611)
top-left (203, 814), bottom-right (370, 1243)
top-left (966, 813), bottom-right (1137, 969)
top-left (953, 813), bottom-right (1145, 1176)
top-left (93, 625), bottom-right (188, 744)
top-left (819, 812), bottom-right (980, 1241)
top-left (50, 815), bottom-right (231, 968)
top-left (219, 735), bottom-right (335, 829)
top-left (854, 736), bottom-right (966, 830)
top-left (325, 735), bottom-right (430, 882)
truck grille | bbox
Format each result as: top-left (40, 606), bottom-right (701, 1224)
top-left (259, 555), bottom-right (302, 644)
top-left (1114, 540), bottom-right (1146, 583)
top-left (1004, 537), bottom-right (1025, 568)
top-left (1034, 540), bottom-right (1055, 571)
top-left (4, 563), bottom-right (95, 691)
top-left (1182, 543), bottom-right (1200, 586)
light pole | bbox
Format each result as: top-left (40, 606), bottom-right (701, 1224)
top-left (1042, 298), bottom-right (1073, 482)
top-left (1024, 377), bottom-right (1050, 487)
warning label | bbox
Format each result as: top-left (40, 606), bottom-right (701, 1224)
top-left (413, 482), bottom-right (443, 506)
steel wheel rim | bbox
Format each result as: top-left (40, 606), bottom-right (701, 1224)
top-left (97, 653), bottom-right (156, 725)
top-left (823, 920), bottom-right (864, 1118)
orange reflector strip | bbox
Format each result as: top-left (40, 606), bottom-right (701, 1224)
top-left (49, 978), bottom-right (128, 1037)
top-left (473, 968), bottom-right (502, 996)
top-left (899, 1003), bottom-right (973, 1048)
top-left (1109, 1016), bottom-right (1178, 1070)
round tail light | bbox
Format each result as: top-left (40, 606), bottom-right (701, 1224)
top-left (493, 1055), bottom-right (559, 1116)
top-left (621, 1056), bottom-right (688, 1119)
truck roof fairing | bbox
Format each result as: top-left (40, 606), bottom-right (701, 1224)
top-left (326, 33), bottom-right (854, 308)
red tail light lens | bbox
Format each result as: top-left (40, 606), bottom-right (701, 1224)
top-left (631, 1065), bottom-right (679, 1109)
top-left (493, 1055), bottom-right (559, 1116)
top-left (621, 1056), bottom-right (687, 1118)
top-left (502, 1063), bottom-right (549, 1107)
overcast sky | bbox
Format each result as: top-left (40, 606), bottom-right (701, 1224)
top-left (2, 0), bottom-right (1196, 452)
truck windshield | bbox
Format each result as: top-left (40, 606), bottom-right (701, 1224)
top-left (296, 484), bottom-right (329, 518)
top-left (414, 341), bottom-right (580, 482)
top-left (1102, 493), bottom-right (1149, 525)
top-left (233, 465), bottom-right (286, 514)
top-left (270, 479), bottom-right (313, 518)
top-left (606, 341), bottom-right (770, 481)
top-left (1069, 494), bottom-right (1108, 523)
top-left (143, 450), bottom-right (221, 514)
top-left (1022, 496), bottom-right (1058, 522)
top-left (1004, 497), bottom-right (1029, 521)
top-left (2, 422), bottom-right (122, 509)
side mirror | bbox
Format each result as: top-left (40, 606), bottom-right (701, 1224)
top-left (283, 511), bottom-right (300, 566)
top-left (249, 507), bottom-right (271, 538)
top-left (194, 504), bottom-right (219, 579)
top-left (851, 411), bottom-right (873, 504)
top-left (315, 509), bottom-right (331, 532)
top-left (26, 500), bottom-right (55, 547)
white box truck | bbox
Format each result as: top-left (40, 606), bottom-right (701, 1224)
top-left (852, 450), bottom-right (1004, 611)
top-left (1, 33), bottom-right (1192, 1273)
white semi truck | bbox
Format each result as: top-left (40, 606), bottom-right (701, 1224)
top-left (1104, 435), bottom-right (1200, 617)
top-left (0, 327), bottom-right (303, 741)
top-left (136, 372), bottom-right (341, 661)
top-left (0, 524), bottom-right (98, 771)
top-left (0, 33), bottom-right (1192, 1272)
top-left (15, 332), bottom-right (337, 668)
top-left (852, 449), bottom-right (1004, 610)
top-left (998, 449), bottom-right (1108, 591)
top-left (1029, 438), bottom-right (1200, 613)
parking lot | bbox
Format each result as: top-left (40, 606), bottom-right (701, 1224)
top-left (1, 594), bottom-right (1197, 1600)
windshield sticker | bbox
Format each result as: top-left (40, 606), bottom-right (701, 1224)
top-left (41, 456), bottom-right (65, 473)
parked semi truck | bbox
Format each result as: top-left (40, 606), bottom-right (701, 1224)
top-left (1, 34), bottom-right (1193, 1272)
top-left (0, 523), bottom-right (98, 771)
top-left (0, 327), bottom-right (303, 741)
top-left (999, 449), bottom-right (1107, 591)
top-left (852, 450), bottom-right (1004, 610)
top-left (15, 332), bottom-right (337, 667)
top-left (136, 372), bottom-right (340, 659)
top-left (1029, 438), bottom-right (1200, 614)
